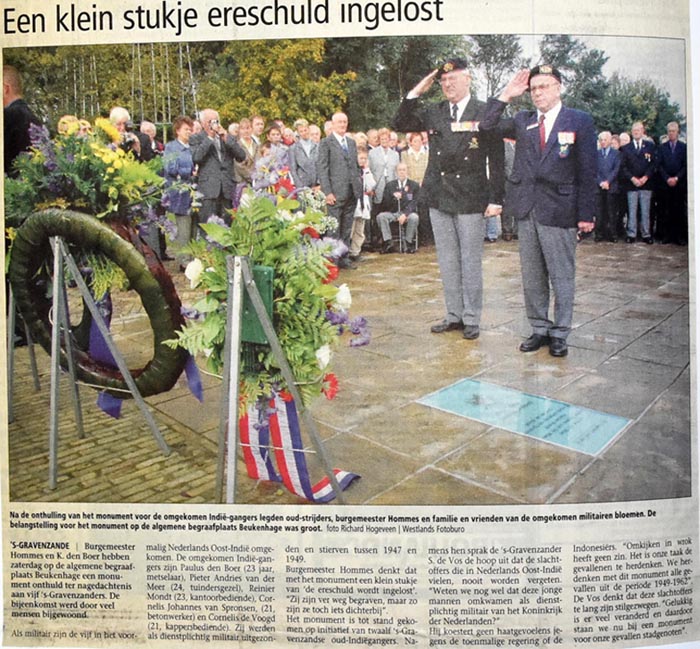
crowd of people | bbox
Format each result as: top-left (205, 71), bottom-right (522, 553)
top-left (4, 61), bottom-right (688, 357)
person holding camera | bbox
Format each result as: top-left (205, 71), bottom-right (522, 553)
top-left (190, 108), bottom-right (247, 228)
top-left (109, 106), bottom-right (151, 162)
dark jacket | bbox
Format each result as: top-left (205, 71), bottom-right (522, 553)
top-left (4, 98), bottom-right (41, 177)
top-left (619, 139), bottom-right (656, 192)
top-left (379, 178), bottom-right (420, 215)
top-left (392, 96), bottom-right (504, 215)
top-left (316, 134), bottom-right (362, 203)
top-left (480, 98), bottom-right (598, 227)
top-left (656, 139), bottom-right (686, 188)
top-left (190, 132), bottom-right (246, 200)
top-left (597, 147), bottom-right (621, 194)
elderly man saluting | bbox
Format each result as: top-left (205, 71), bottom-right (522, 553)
top-left (393, 58), bottom-right (504, 341)
top-left (479, 66), bottom-right (597, 357)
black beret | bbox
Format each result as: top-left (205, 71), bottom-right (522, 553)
top-left (528, 64), bottom-right (562, 84)
top-left (438, 58), bottom-right (469, 77)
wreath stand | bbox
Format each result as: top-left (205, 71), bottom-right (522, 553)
top-left (42, 237), bottom-right (171, 489)
top-left (215, 256), bottom-right (346, 504)
top-left (7, 289), bottom-right (42, 425)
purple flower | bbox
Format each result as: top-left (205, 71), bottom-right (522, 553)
top-left (348, 315), bottom-right (371, 346)
top-left (350, 331), bottom-right (371, 347)
top-left (180, 306), bottom-right (203, 320)
top-left (326, 310), bottom-right (349, 327)
top-left (162, 217), bottom-right (177, 241)
top-left (28, 123), bottom-right (50, 148)
top-left (349, 316), bottom-right (368, 334)
top-left (207, 214), bottom-right (226, 227)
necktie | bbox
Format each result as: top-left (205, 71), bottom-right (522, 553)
top-left (213, 136), bottom-right (222, 161)
top-left (451, 104), bottom-right (458, 122)
top-left (671, 141), bottom-right (676, 153)
top-left (341, 137), bottom-right (348, 154)
top-left (538, 114), bottom-right (546, 151)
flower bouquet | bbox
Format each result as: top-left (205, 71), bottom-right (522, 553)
top-left (170, 187), bottom-right (370, 409)
top-left (6, 118), bottom-right (188, 398)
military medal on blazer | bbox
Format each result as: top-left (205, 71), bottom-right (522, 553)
top-left (414, 99), bottom-right (503, 216)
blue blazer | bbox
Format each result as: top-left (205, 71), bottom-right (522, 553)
top-left (597, 148), bottom-right (621, 193)
top-left (657, 140), bottom-right (686, 187)
top-left (619, 140), bottom-right (656, 192)
top-left (481, 99), bottom-right (598, 227)
top-left (163, 139), bottom-right (194, 215)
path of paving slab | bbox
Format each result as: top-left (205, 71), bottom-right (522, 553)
top-left (6, 238), bottom-right (690, 505)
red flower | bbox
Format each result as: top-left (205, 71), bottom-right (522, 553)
top-left (302, 226), bottom-right (320, 239)
top-left (322, 373), bottom-right (339, 400)
top-left (278, 390), bottom-right (294, 402)
top-left (274, 176), bottom-right (295, 196)
top-left (323, 263), bottom-right (339, 284)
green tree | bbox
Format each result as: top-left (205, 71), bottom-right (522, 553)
top-left (596, 72), bottom-right (685, 138)
top-left (194, 39), bottom-right (355, 127)
top-left (469, 35), bottom-right (528, 98)
top-left (538, 35), bottom-right (609, 114)
top-left (323, 35), bottom-right (469, 129)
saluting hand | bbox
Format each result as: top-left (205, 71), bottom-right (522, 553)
top-left (410, 69), bottom-right (439, 97)
top-left (499, 69), bottom-right (530, 102)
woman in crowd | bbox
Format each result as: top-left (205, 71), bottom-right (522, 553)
top-left (163, 115), bottom-right (196, 267)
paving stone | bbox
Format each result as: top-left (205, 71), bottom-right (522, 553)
top-left (7, 241), bottom-right (690, 504)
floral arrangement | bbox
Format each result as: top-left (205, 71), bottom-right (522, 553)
top-left (5, 118), bottom-right (164, 226)
top-left (169, 187), bottom-right (370, 407)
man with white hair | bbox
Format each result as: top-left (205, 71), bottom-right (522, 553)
top-left (109, 106), bottom-right (152, 161)
top-left (317, 111), bottom-right (362, 269)
top-left (595, 130), bottom-right (621, 242)
top-left (190, 108), bottom-right (247, 227)
top-left (479, 65), bottom-right (597, 357)
top-left (140, 120), bottom-right (163, 158)
top-left (393, 57), bottom-right (505, 341)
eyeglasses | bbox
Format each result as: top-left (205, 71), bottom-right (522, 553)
top-left (440, 73), bottom-right (468, 85)
top-left (530, 82), bottom-right (559, 93)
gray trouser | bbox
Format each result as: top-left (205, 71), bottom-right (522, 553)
top-left (518, 212), bottom-right (577, 340)
top-left (430, 208), bottom-right (484, 326)
top-left (376, 211), bottom-right (419, 244)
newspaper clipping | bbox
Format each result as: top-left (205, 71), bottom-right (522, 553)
top-left (1, 0), bottom-right (697, 647)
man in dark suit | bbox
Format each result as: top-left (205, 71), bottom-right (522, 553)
top-left (619, 121), bottom-right (656, 244)
top-left (317, 111), bottom-right (362, 269)
top-left (190, 108), bottom-right (247, 228)
top-left (656, 121), bottom-right (687, 245)
top-left (595, 130), bottom-right (621, 242)
top-left (376, 162), bottom-right (420, 253)
top-left (288, 118), bottom-right (319, 189)
top-left (479, 65), bottom-right (597, 357)
top-left (3, 64), bottom-right (41, 178)
top-left (393, 58), bottom-right (505, 340)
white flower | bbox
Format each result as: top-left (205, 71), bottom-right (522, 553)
top-left (239, 189), bottom-right (253, 209)
top-left (277, 209), bottom-right (293, 222)
top-left (184, 258), bottom-right (204, 289)
top-left (333, 283), bottom-right (352, 311)
top-left (315, 344), bottom-right (332, 370)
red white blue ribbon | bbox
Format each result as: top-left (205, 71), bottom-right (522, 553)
top-left (239, 394), bottom-right (359, 503)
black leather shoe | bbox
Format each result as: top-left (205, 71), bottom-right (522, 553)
top-left (626, 237), bottom-right (635, 243)
top-left (462, 325), bottom-right (480, 340)
top-left (381, 241), bottom-right (395, 254)
top-left (519, 334), bottom-right (550, 352)
top-left (430, 321), bottom-right (463, 334)
top-left (643, 237), bottom-right (653, 245)
top-left (549, 338), bottom-right (568, 357)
